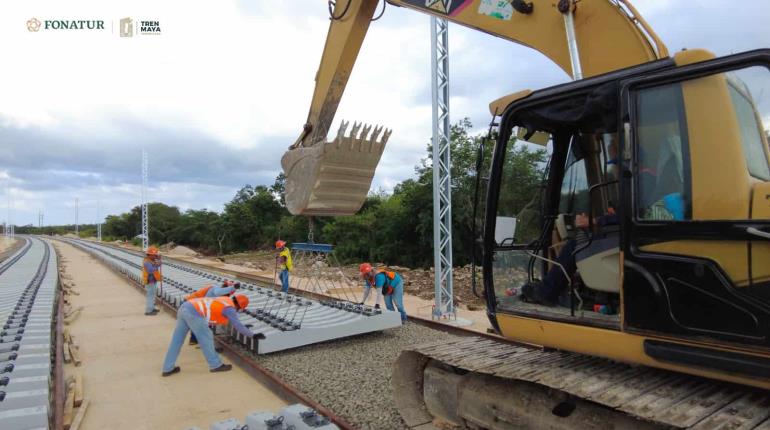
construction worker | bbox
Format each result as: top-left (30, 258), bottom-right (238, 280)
top-left (142, 246), bottom-right (162, 315)
top-left (187, 280), bottom-right (240, 346)
top-left (359, 263), bottom-right (407, 323)
top-left (161, 294), bottom-right (257, 376)
top-left (275, 240), bottom-right (292, 293)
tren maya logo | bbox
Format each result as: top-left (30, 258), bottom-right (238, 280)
top-left (27, 18), bottom-right (105, 32)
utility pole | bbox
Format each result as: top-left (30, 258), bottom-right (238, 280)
top-left (75, 198), bottom-right (79, 236)
top-left (97, 200), bottom-right (102, 242)
top-left (6, 187), bottom-right (13, 239)
top-left (141, 149), bottom-right (149, 251)
top-left (431, 16), bottom-right (455, 320)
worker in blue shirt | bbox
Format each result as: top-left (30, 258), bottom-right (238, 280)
top-left (359, 263), bottom-right (407, 323)
top-left (186, 280), bottom-right (240, 346)
top-left (161, 294), bottom-right (258, 376)
top-left (141, 246), bottom-right (162, 315)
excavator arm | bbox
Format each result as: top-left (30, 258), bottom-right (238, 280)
top-left (283, 0), bottom-right (669, 216)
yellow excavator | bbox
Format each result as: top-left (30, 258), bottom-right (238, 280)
top-left (282, 1), bottom-right (770, 428)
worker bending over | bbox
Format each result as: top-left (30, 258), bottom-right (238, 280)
top-left (162, 294), bottom-right (257, 376)
top-left (359, 263), bottom-right (407, 323)
top-left (275, 240), bottom-right (292, 293)
top-left (186, 280), bottom-right (240, 346)
top-left (142, 246), bottom-right (162, 315)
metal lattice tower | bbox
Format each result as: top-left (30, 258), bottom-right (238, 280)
top-left (5, 186), bottom-right (10, 238)
top-left (141, 149), bottom-right (149, 251)
top-left (75, 198), bottom-right (79, 236)
top-left (431, 16), bottom-right (454, 319)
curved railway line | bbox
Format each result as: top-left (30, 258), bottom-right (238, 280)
top-left (60, 239), bottom-right (770, 430)
top-left (0, 236), bottom-right (60, 430)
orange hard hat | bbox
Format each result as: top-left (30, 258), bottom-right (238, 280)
top-left (359, 263), bottom-right (373, 275)
top-left (275, 240), bottom-right (286, 249)
top-left (146, 246), bottom-right (160, 256)
top-left (233, 294), bottom-right (250, 310)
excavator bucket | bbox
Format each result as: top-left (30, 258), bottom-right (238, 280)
top-left (281, 121), bottom-right (390, 216)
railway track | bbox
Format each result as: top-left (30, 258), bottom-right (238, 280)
top-left (62, 239), bottom-right (770, 430)
top-left (0, 236), bottom-right (60, 430)
top-left (58, 239), bottom-right (471, 429)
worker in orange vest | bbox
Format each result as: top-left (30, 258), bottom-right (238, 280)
top-left (187, 280), bottom-right (240, 346)
top-left (162, 294), bottom-right (257, 376)
top-left (142, 246), bottom-right (162, 315)
top-left (360, 263), bottom-right (407, 323)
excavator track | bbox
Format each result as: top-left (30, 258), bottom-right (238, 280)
top-left (393, 336), bottom-right (770, 429)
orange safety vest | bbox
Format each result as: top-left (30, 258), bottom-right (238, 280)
top-left (189, 297), bottom-right (234, 325)
top-left (141, 257), bottom-right (161, 285)
top-left (367, 270), bottom-right (396, 295)
top-left (186, 285), bottom-right (212, 301)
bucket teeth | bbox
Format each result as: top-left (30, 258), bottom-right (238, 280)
top-left (282, 118), bottom-right (392, 215)
top-left (336, 120), bottom-right (350, 140)
top-left (350, 122), bottom-right (362, 139)
top-left (360, 124), bottom-right (372, 140)
top-left (370, 125), bottom-right (382, 143)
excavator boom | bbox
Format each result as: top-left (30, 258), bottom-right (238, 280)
top-left (283, 0), bottom-right (669, 216)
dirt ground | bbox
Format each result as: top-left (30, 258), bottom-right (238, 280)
top-left (0, 236), bottom-right (18, 254)
top-left (54, 240), bottom-right (286, 429)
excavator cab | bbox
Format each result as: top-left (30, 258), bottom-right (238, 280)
top-left (485, 49), bottom-right (770, 382)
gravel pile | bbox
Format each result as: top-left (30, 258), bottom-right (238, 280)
top-left (245, 323), bottom-right (461, 429)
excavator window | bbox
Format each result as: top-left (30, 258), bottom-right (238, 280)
top-left (635, 82), bottom-right (691, 220)
top-left (728, 78), bottom-right (770, 181)
top-left (623, 59), bottom-right (770, 345)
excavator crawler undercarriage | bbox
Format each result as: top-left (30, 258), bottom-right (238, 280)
top-left (393, 337), bottom-right (770, 429)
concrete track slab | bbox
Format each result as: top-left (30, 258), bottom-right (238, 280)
top-left (54, 241), bottom-right (287, 430)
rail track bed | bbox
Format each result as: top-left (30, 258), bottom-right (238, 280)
top-left (0, 236), bottom-right (60, 430)
top-left (64, 239), bottom-right (464, 429)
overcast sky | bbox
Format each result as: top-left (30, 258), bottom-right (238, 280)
top-left (0, 0), bottom-right (768, 226)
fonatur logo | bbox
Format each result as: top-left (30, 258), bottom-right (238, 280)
top-left (26, 18), bottom-right (41, 32)
top-left (27, 18), bottom-right (105, 31)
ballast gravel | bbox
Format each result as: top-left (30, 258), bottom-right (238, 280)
top-left (244, 322), bottom-right (461, 429)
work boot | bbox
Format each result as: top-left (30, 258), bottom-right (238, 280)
top-left (144, 309), bottom-right (159, 316)
top-left (161, 366), bottom-right (180, 377)
top-left (210, 364), bottom-right (232, 373)
top-left (189, 338), bottom-right (198, 346)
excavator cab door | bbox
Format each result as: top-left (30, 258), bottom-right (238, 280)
top-left (620, 50), bottom-right (770, 354)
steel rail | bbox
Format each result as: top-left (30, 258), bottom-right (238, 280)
top-left (0, 237), bottom-right (27, 268)
top-left (59, 239), bottom-right (358, 430)
top-left (52, 282), bottom-right (64, 430)
top-left (0, 237), bottom-right (59, 430)
top-left (93, 242), bottom-right (535, 348)
top-left (0, 237), bottom-right (32, 277)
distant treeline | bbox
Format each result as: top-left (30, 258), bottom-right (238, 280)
top-left (18, 120), bottom-right (546, 267)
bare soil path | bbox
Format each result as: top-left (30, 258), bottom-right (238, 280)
top-left (54, 240), bottom-right (286, 430)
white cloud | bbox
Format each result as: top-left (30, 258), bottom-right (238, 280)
top-left (0, 0), bottom-right (768, 225)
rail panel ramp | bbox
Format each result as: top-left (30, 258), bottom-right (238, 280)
top-left (66, 239), bottom-right (402, 354)
top-left (0, 237), bottom-right (58, 430)
top-left (392, 337), bottom-right (770, 429)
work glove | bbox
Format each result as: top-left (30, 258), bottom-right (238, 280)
top-left (234, 282), bottom-right (241, 289)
